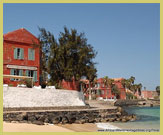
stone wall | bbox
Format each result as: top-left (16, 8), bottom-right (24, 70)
top-left (3, 86), bottom-right (85, 108)
top-left (114, 99), bottom-right (160, 107)
top-left (4, 107), bottom-right (137, 125)
top-left (114, 99), bottom-right (145, 106)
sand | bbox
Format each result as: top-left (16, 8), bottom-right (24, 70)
top-left (3, 122), bottom-right (74, 132)
top-left (59, 123), bottom-right (100, 132)
top-left (3, 122), bottom-right (100, 132)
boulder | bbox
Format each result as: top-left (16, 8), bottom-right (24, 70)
top-left (32, 120), bottom-right (44, 125)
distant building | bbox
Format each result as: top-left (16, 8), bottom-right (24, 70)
top-left (3, 28), bottom-right (40, 86)
top-left (76, 78), bottom-right (126, 100)
top-left (141, 90), bottom-right (158, 99)
top-left (94, 78), bottom-right (126, 99)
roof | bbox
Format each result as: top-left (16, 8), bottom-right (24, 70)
top-left (97, 77), bottom-right (124, 83)
top-left (113, 78), bottom-right (124, 81)
top-left (3, 28), bottom-right (39, 45)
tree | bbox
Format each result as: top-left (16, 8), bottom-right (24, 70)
top-left (111, 84), bottom-right (120, 99)
top-left (103, 76), bottom-right (114, 99)
top-left (129, 76), bottom-right (135, 85)
top-left (138, 83), bottom-right (142, 96)
top-left (121, 79), bottom-right (127, 89)
top-left (38, 26), bottom-right (97, 87)
top-left (156, 86), bottom-right (160, 96)
top-left (38, 27), bottom-right (56, 85)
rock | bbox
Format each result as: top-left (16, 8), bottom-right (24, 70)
top-left (117, 107), bottom-right (123, 113)
top-left (121, 118), bottom-right (127, 122)
top-left (88, 118), bottom-right (95, 123)
top-left (116, 112), bottom-right (121, 115)
top-left (44, 118), bottom-right (49, 123)
top-left (61, 117), bottom-right (69, 124)
top-left (108, 118), bottom-right (115, 122)
top-left (68, 117), bottom-right (76, 124)
top-left (95, 118), bottom-right (101, 122)
top-left (28, 115), bottom-right (36, 122)
top-left (75, 119), bottom-right (85, 124)
top-left (32, 120), bottom-right (44, 125)
top-left (52, 117), bottom-right (61, 124)
top-left (116, 118), bottom-right (121, 121)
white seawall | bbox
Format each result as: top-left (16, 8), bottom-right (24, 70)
top-left (3, 86), bottom-right (85, 108)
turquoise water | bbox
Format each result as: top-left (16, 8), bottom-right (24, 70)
top-left (111, 106), bottom-right (160, 130)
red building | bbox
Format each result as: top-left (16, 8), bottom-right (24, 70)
top-left (61, 77), bottom-right (126, 99)
top-left (3, 28), bottom-right (40, 86)
top-left (141, 90), bottom-right (158, 99)
top-left (61, 78), bottom-right (79, 91)
top-left (94, 78), bottom-right (126, 99)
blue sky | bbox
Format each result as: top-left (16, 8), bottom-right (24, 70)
top-left (3, 3), bottom-right (160, 90)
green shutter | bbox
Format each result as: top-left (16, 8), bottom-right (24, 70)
top-left (34, 71), bottom-right (37, 82)
top-left (20, 48), bottom-right (24, 59)
top-left (19, 70), bottom-right (23, 76)
top-left (14, 48), bottom-right (17, 59)
top-left (32, 50), bottom-right (35, 60)
top-left (26, 70), bottom-right (29, 76)
top-left (28, 49), bottom-right (30, 60)
top-left (28, 49), bottom-right (35, 60)
top-left (10, 69), bottom-right (14, 81)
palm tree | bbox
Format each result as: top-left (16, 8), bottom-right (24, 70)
top-left (138, 83), bottom-right (142, 96)
top-left (103, 76), bottom-right (109, 99)
top-left (129, 76), bottom-right (135, 85)
top-left (111, 85), bottom-right (120, 99)
top-left (103, 76), bottom-right (114, 99)
top-left (156, 86), bottom-right (160, 96)
top-left (121, 79), bottom-right (127, 89)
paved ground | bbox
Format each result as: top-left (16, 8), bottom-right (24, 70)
top-left (4, 100), bottom-right (117, 113)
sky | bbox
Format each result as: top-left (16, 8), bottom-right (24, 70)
top-left (3, 3), bottom-right (160, 90)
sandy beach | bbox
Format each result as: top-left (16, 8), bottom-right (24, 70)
top-left (3, 122), bottom-right (74, 132)
top-left (3, 122), bottom-right (100, 132)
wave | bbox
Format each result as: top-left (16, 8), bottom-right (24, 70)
top-left (95, 123), bottom-right (120, 130)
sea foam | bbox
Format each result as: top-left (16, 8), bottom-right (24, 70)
top-left (96, 123), bottom-right (120, 130)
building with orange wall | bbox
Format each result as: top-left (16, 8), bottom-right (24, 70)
top-left (141, 90), bottom-right (158, 99)
top-left (94, 78), bottom-right (126, 99)
top-left (3, 28), bottom-right (40, 86)
top-left (61, 77), bottom-right (126, 99)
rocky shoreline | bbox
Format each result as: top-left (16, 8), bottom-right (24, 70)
top-left (114, 99), bottom-right (160, 107)
top-left (3, 106), bottom-right (136, 125)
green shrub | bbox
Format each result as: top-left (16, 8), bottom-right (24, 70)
top-left (8, 84), bottom-right (13, 87)
top-left (24, 79), bottom-right (33, 88)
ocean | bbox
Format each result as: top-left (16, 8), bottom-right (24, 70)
top-left (96, 106), bottom-right (160, 132)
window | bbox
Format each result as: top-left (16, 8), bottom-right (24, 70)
top-left (10, 69), bottom-right (23, 81)
top-left (26, 70), bottom-right (37, 82)
top-left (28, 48), bottom-right (35, 60)
top-left (14, 48), bottom-right (24, 59)
top-left (97, 83), bottom-right (100, 88)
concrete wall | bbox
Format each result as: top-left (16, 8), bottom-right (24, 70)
top-left (3, 86), bottom-right (85, 108)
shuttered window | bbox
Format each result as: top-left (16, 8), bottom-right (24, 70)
top-left (26, 70), bottom-right (37, 82)
top-left (14, 48), bottom-right (24, 59)
top-left (10, 69), bottom-right (23, 81)
top-left (28, 48), bottom-right (35, 60)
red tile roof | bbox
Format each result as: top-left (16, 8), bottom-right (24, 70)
top-left (4, 28), bottom-right (39, 45)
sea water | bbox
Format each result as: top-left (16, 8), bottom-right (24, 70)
top-left (96, 106), bottom-right (160, 131)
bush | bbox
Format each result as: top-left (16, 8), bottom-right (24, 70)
top-left (55, 83), bottom-right (63, 89)
top-left (24, 79), bottom-right (33, 88)
top-left (8, 84), bottom-right (13, 87)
